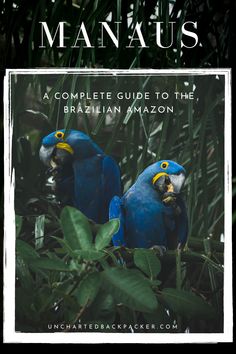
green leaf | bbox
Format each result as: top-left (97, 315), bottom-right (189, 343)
top-left (134, 249), bottom-right (161, 279)
top-left (16, 239), bottom-right (39, 260)
top-left (75, 249), bottom-right (105, 261)
top-left (69, 259), bottom-right (82, 271)
top-left (52, 278), bottom-right (75, 295)
top-left (34, 215), bottom-right (45, 250)
top-left (34, 286), bottom-right (57, 313)
top-left (101, 268), bottom-right (158, 313)
top-left (52, 236), bottom-right (75, 258)
top-left (160, 288), bottom-right (216, 320)
top-left (95, 219), bottom-right (120, 250)
top-left (87, 291), bottom-right (115, 322)
top-left (74, 272), bottom-right (101, 307)
top-left (15, 215), bottom-right (23, 238)
top-left (29, 257), bottom-right (70, 272)
top-left (16, 256), bottom-right (34, 290)
top-left (60, 206), bottom-right (93, 250)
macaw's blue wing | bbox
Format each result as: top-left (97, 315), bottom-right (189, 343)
top-left (163, 197), bottom-right (188, 249)
top-left (55, 175), bottom-right (74, 207)
top-left (101, 156), bottom-right (122, 224)
top-left (72, 155), bottom-right (103, 223)
top-left (71, 154), bottom-right (122, 224)
top-left (176, 197), bottom-right (188, 247)
top-left (109, 196), bottom-right (126, 246)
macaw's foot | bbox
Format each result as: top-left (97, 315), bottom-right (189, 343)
top-left (46, 164), bottom-right (63, 181)
top-left (150, 245), bottom-right (167, 256)
top-left (162, 191), bottom-right (177, 205)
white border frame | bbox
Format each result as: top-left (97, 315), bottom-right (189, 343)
top-left (4, 68), bottom-right (232, 343)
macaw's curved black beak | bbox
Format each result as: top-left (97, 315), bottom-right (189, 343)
top-left (168, 172), bottom-right (185, 194)
top-left (154, 172), bottom-right (185, 207)
top-left (39, 145), bottom-right (55, 167)
top-left (39, 145), bottom-right (73, 176)
top-left (154, 172), bottom-right (185, 194)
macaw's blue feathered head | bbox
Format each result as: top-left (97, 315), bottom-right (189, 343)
top-left (137, 160), bottom-right (186, 205)
top-left (39, 129), bottom-right (103, 168)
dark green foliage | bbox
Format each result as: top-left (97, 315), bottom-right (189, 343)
top-left (16, 207), bottom-right (222, 333)
top-left (134, 249), bottom-right (161, 279)
top-left (60, 206), bottom-right (93, 250)
top-left (159, 288), bottom-right (216, 320)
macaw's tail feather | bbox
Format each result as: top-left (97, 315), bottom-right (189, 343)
top-left (101, 156), bottom-right (122, 223)
top-left (109, 196), bottom-right (126, 247)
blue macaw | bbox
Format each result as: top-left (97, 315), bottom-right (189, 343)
top-left (39, 129), bottom-right (122, 224)
top-left (109, 160), bottom-right (188, 250)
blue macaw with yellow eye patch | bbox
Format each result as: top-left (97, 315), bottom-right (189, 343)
top-left (109, 160), bottom-right (188, 250)
top-left (39, 129), bottom-right (122, 224)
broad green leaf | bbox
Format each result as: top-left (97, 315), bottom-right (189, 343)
top-left (52, 236), bottom-right (75, 258)
top-left (134, 249), bottom-right (161, 279)
top-left (16, 239), bottom-right (39, 260)
top-left (74, 272), bottom-right (101, 307)
top-left (60, 206), bottom-right (93, 250)
top-left (88, 291), bottom-right (115, 322)
top-left (15, 215), bottom-right (23, 238)
top-left (75, 249), bottom-right (104, 261)
top-left (95, 219), bottom-right (120, 250)
top-left (29, 257), bottom-right (70, 272)
top-left (160, 288), bottom-right (216, 320)
top-left (101, 268), bottom-right (158, 313)
top-left (129, 268), bottom-right (153, 286)
top-left (16, 256), bottom-right (34, 290)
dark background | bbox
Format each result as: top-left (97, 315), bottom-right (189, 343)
top-left (0, 0), bottom-right (234, 341)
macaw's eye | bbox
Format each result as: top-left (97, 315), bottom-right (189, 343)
top-left (55, 131), bottom-right (64, 139)
top-left (161, 161), bottom-right (169, 169)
